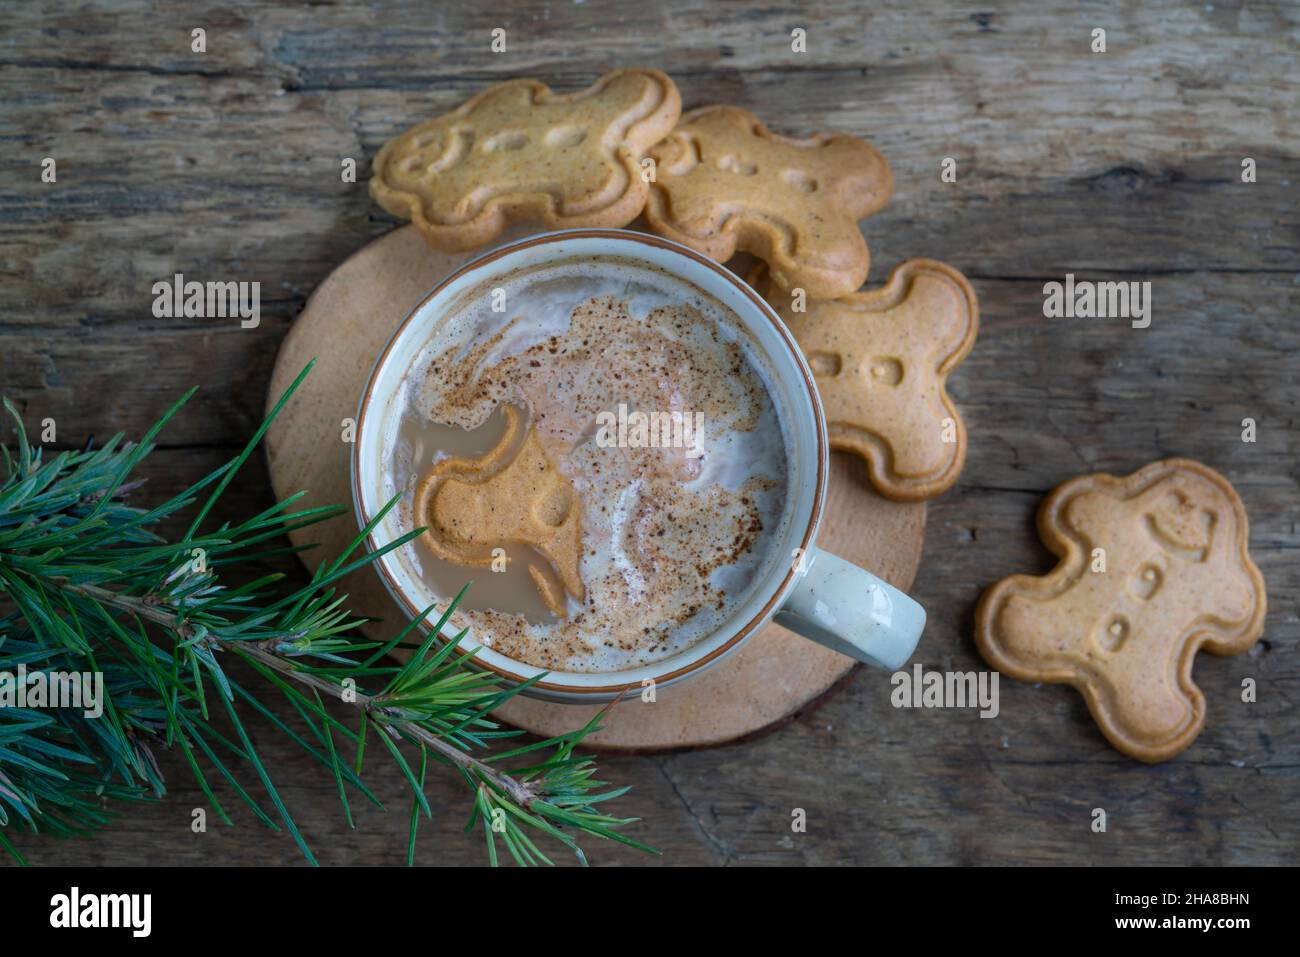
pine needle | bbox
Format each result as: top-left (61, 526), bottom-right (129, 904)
top-left (0, 366), bottom-right (652, 865)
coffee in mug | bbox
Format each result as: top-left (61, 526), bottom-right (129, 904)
top-left (381, 255), bottom-right (795, 673)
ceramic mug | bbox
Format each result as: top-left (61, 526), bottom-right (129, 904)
top-left (353, 229), bottom-right (925, 703)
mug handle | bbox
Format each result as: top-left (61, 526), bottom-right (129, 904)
top-left (774, 546), bottom-right (925, 670)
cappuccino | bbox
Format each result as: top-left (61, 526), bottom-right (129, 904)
top-left (384, 256), bottom-right (792, 672)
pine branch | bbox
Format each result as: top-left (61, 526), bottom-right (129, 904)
top-left (54, 580), bottom-right (537, 809)
top-left (0, 364), bottom-right (655, 866)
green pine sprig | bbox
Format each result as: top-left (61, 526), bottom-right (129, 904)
top-left (0, 362), bottom-right (654, 866)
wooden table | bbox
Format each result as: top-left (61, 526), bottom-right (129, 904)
top-left (2, 0), bottom-right (1296, 866)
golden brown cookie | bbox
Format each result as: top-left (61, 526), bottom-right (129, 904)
top-left (370, 69), bottom-right (681, 252)
top-left (755, 258), bottom-right (978, 501)
top-left (645, 105), bottom-right (892, 299)
top-left (975, 459), bottom-right (1267, 763)
top-left (414, 407), bottom-right (584, 617)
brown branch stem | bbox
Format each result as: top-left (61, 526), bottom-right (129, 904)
top-left (57, 580), bottom-right (538, 809)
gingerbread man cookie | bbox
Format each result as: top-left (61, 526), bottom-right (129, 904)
top-left (976, 459), bottom-right (1267, 763)
top-left (371, 69), bottom-right (681, 252)
top-left (645, 105), bottom-right (892, 299)
top-left (755, 258), bottom-right (978, 501)
top-left (415, 407), bottom-right (584, 618)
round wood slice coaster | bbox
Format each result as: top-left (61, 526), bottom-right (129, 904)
top-left (265, 224), bottom-right (926, 752)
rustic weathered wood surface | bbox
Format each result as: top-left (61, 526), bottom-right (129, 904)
top-left (1, 0), bottom-right (1296, 866)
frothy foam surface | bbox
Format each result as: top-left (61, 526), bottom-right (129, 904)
top-left (385, 257), bottom-right (792, 673)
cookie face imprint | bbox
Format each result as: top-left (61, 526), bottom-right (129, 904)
top-left (371, 69), bottom-right (681, 251)
top-left (645, 105), bottom-right (892, 299)
top-left (758, 258), bottom-right (978, 501)
top-left (975, 459), bottom-right (1268, 763)
top-left (386, 258), bottom-right (793, 673)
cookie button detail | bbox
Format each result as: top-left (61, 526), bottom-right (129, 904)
top-left (975, 458), bottom-right (1268, 763)
top-left (645, 105), bottom-right (892, 299)
top-left (371, 69), bottom-right (681, 252)
top-left (756, 258), bottom-right (979, 501)
top-left (415, 406), bottom-right (585, 618)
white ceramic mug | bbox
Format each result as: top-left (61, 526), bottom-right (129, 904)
top-left (353, 229), bottom-right (925, 703)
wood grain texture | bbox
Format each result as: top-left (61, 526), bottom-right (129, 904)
top-left (1, 0), bottom-right (1296, 866)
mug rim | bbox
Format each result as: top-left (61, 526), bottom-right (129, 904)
top-left (352, 227), bottom-right (828, 695)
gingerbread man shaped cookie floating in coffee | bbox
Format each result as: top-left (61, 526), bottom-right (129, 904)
top-left (645, 105), bottom-right (892, 299)
top-left (371, 69), bottom-right (681, 251)
top-left (415, 407), bottom-right (585, 619)
top-left (756, 258), bottom-right (979, 502)
top-left (976, 459), bottom-right (1267, 763)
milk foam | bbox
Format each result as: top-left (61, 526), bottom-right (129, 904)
top-left (386, 257), bottom-right (792, 673)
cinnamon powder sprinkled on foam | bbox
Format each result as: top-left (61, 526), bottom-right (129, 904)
top-left (392, 261), bottom-right (791, 673)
